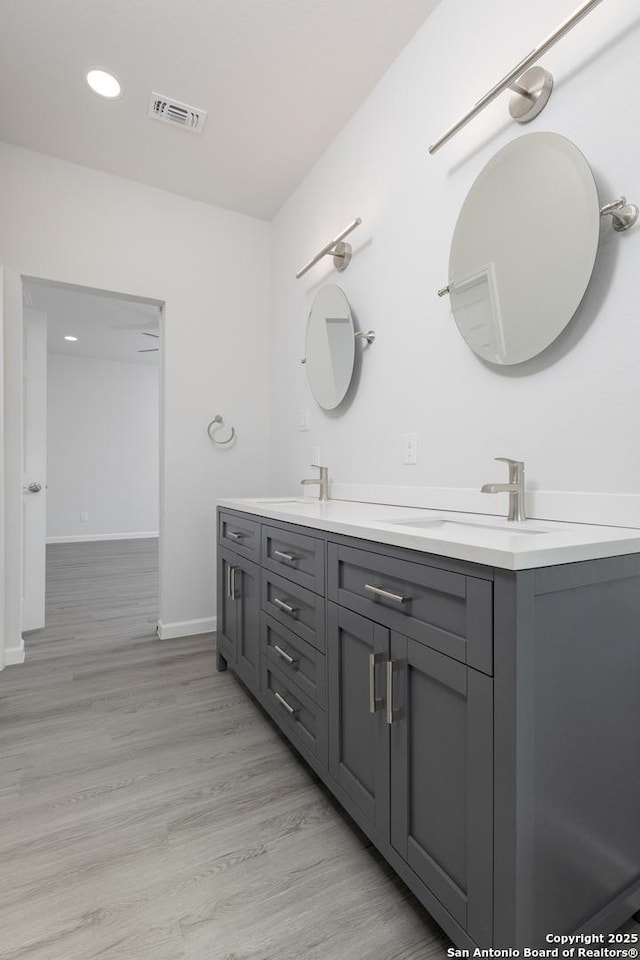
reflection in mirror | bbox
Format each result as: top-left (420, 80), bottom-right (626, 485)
top-left (306, 285), bottom-right (356, 409)
top-left (448, 132), bottom-right (600, 365)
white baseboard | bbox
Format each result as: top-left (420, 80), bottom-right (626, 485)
top-left (156, 617), bottom-right (217, 640)
top-left (331, 484), bottom-right (640, 530)
top-left (47, 532), bottom-right (159, 544)
top-left (4, 637), bottom-right (25, 666)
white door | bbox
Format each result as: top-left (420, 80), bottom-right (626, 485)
top-left (0, 264), bottom-right (5, 662)
top-left (22, 308), bottom-right (47, 632)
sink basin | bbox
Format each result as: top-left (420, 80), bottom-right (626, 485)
top-left (390, 516), bottom-right (547, 536)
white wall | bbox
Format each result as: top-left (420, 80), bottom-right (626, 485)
top-left (0, 142), bottom-right (271, 637)
top-left (46, 353), bottom-right (159, 542)
top-left (270, 0), bottom-right (640, 524)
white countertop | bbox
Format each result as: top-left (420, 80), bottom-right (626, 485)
top-left (217, 497), bottom-right (640, 570)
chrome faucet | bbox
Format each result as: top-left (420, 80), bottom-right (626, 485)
top-left (300, 464), bottom-right (329, 502)
top-left (481, 457), bottom-right (526, 522)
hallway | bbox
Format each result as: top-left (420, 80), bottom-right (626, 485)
top-left (0, 540), bottom-right (447, 960)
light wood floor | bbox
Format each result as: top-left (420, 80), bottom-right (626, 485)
top-left (0, 539), bottom-right (452, 960)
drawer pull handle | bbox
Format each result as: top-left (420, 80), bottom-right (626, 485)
top-left (227, 530), bottom-right (245, 541)
top-left (369, 652), bottom-right (384, 714)
top-left (364, 584), bottom-right (409, 604)
top-left (273, 549), bottom-right (297, 564)
top-left (274, 644), bottom-right (297, 666)
top-left (273, 597), bottom-right (298, 616)
top-left (274, 691), bottom-right (298, 716)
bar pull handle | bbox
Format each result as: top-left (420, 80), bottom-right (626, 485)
top-left (274, 691), bottom-right (298, 716)
top-left (227, 530), bottom-right (245, 541)
top-left (369, 652), bottom-right (384, 714)
top-left (273, 597), bottom-right (298, 616)
top-left (364, 584), bottom-right (409, 604)
top-left (226, 564), bottom-right (239, 600)
top-left (386, 660), bottom-right (395, 725)
top-left (274, 644), bottom-right (297, 666)
top-left (273, 549), bottom-right (297, 564)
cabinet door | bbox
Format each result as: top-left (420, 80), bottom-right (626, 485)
top-left (390, 634), bottom-right (493, 946)
top-left (327, 603), bottom-right (390, 839)
top-left (235, 555), bottom-right (260, 690)
top-left (218, 546), bottom-right (239, 664)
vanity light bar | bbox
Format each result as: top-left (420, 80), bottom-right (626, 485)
top-left (428, 0), bottom-right (606, 155)
top-left (296, 218), bottom-right (362, 279)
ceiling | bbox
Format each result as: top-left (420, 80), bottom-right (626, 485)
top-left (24, 281), bottom-right (161, 366)
top-left (0, 0), bottom-right (440, 219)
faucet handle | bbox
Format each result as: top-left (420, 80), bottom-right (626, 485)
top-left (495, 457), bottom-right (524, 482)
top-left (309, 463), bottom-right (327, 471)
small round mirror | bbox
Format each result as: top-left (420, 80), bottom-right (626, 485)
top-left (305, 284), bottom-right (356, 409)
top-left (448, 132), bottom-right (600, 365)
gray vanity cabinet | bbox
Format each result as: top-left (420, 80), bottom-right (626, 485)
top-left (217, 545), bottom-right (260, 692)
top-left (217, 507), bottom-right (640, 950)
top-left (327, 603), bottom-right (390, 837)
top-left (389, 633), bottom-right (493, 945)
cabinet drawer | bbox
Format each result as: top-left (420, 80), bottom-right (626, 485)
top-left (262, 614), bottom-right (326, 707)
top-left (262, 525), bottom-right (325, 595)
top-left (261, 660), bottom-right (327, 765)
top-left (261, 569), bottom-right (325, 652)
top-left (219, 511), bottom-right (260, 561)
top-left (328, 544), bottom-right (493, 674)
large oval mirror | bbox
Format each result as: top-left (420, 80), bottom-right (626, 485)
top-left (448, 132), bottom-right (600, 365)
top-left (305, 284), bottom-right (356, 409)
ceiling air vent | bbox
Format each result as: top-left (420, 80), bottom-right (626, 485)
top-left (148, 94), bottom-right (206, 134)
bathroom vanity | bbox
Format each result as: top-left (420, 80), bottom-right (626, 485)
top-left (216, 499), bottom-right (640, 949)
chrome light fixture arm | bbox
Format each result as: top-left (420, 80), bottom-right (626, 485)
top-left (429, 0), bottom-right (606, 154)
top-left (295, 219), bottom-right (362, 279)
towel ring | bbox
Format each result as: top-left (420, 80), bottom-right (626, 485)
top-left (207, 414), bottom-right (236, 445)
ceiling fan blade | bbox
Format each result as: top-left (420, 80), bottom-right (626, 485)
top-left (109, 318), bottom-right (159, 331)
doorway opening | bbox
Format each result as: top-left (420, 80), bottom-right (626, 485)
top-left (21, 278), bottom-right (163, 656)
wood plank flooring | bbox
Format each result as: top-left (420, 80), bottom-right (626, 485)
top-left (2, 541), bottom-right (638, 958)
top-left (0, 539), bottom-right (451, 960)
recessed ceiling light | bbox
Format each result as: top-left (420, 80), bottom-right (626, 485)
top-left (64, 336), bottom-right (78, 342)
top-left (86, 69), bottom-right (122, 99)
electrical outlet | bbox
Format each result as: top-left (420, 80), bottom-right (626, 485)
top-left (80, 512), bottom-right (89, 523)
top-left (299, 408), bottom-right (311, 432)
top-left (403, 432), bottom-right (418, 465)
top-left (311, 446), bottom-right (321, 466)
